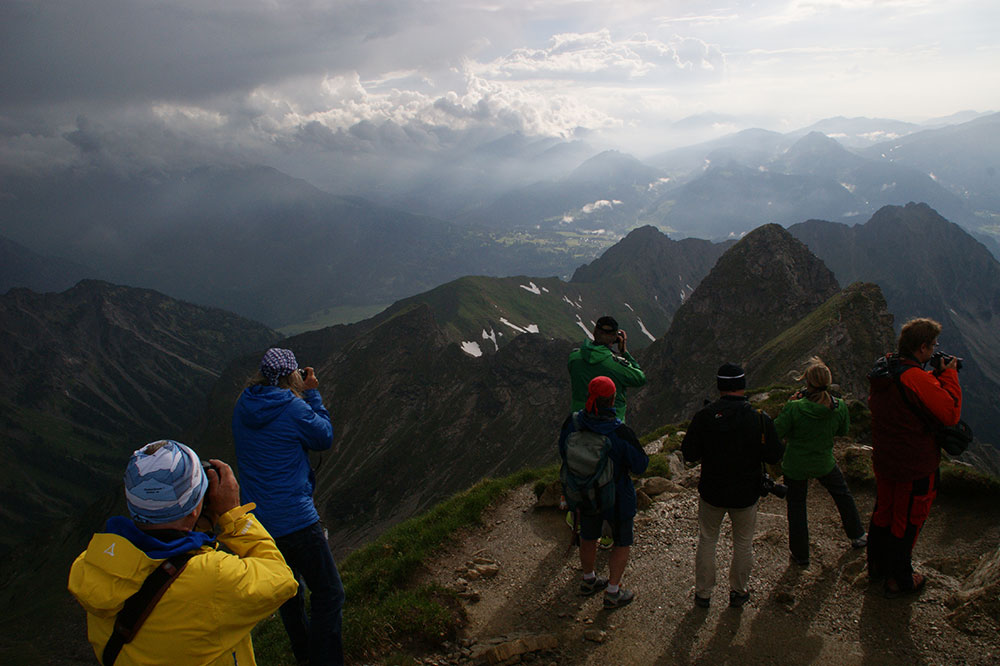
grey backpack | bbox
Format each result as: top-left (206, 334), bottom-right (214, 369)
top-left (560, 413), bottom-right (615, 515)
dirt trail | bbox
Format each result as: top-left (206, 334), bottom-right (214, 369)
top-left (417, 447), bottom-right (1000, 665)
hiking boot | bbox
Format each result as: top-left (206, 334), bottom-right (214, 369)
top-left (694, 594), bottom-right (711, 608)
top-left (851, 533), bottom-right (868, 549)
top-left (579, 576), bottom-right (609, 596)
top-left (598, 535), bottom-right (614, 550)
top-left (884, 572), bottom-right (926, 599)
top-left (603, 588), bottom-right (635, 609)
top-left (729, 590), bottom-right (750, 608)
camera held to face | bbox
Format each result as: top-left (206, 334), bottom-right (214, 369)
top-left (930, 350), bottom-right (963, 372)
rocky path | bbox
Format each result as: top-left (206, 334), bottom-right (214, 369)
top-left (416, 446), bottom-right (1000, 665)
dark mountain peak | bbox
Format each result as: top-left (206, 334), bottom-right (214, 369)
top-left (632, 223), bottom-right (840, 427)
top-left (711, 223), bottom-right (838, 290)
top-left (570, 225), bottom-right (668, 282)
top-left (867, 201), bottom-right (953, 231)
top-left (859, 204), bottom-right (997, 267)
top-left (568, 225), bottom-right (727, 333)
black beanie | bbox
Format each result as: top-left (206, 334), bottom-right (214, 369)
top-left (717, 363), bottom-right (746, 391)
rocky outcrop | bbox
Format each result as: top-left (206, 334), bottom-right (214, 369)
top-left (745, 281), bottom-right (895, 399)
top-left (631, 224), bottom-right (843, 429)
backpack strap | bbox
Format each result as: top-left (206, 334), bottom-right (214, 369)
top-left (102, 551), bottom-right (196, 666)
top-left (890, 365), bottom-right (942, 433)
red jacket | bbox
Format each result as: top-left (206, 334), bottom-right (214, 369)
top-left (868, 356), bottom-right (962, 482)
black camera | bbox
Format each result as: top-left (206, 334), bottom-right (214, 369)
top-left (298, 368), bottom-right (308, 379)
top-left (760, 472), bottom-right (788, 499)
top-left (930, 350), bottom-right (963, 372)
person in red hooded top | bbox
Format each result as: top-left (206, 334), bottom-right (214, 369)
top-left (867, 317), bottom-right (962, 597)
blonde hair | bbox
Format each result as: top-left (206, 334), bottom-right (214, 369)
top-left (795, 356), bottom-right (833, 408)
top-left (244, 369), bottom-right (305, 399)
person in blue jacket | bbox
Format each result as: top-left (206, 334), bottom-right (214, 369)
top-left (233, 347), bottom-right (343, 666)
top-left (559, 376), bottom-right (649, 609)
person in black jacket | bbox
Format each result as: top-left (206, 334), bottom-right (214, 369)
top-left (682, 363), bottom-right (784, 608)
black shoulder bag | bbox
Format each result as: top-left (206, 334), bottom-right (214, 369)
top-left (102, 551), bottom-right (196, 666)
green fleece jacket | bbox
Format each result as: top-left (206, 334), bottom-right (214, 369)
top-left (568, 339), bottom-right (646, 422)
top-left (775, 396), bottom-right (850, 480)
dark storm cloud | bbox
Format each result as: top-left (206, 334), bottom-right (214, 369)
top-left (0, 0), bottom-right (387, 110)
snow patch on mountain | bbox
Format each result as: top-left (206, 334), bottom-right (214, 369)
top-left (482, 328), bottom-right (498, 352)
top-left (520, 282), bottom-right (542, 295)
top-left (461, 341), bottom-right (483, 357)
top-left (637, 318), bottom-right (656, 342)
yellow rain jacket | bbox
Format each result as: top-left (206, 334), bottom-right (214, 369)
top-left (68, 504), bottom-right (297, 665)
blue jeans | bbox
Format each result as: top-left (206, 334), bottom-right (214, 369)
top-left (785, 464), bottom-right (865, 562)
top-left (274, 521), bottom-right (345, 666)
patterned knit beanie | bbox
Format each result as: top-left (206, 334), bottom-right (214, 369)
top-left (124, 440), bottom-right (208, 524)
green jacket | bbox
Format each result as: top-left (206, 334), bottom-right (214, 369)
top-left (568, 339), bottom-right (646, 422)
top-left (775, 396), bottom-right (850, 480)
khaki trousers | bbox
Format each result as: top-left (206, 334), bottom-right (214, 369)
top-left (695, 497), bottom-right (758, 598)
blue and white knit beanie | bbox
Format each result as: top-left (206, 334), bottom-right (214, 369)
top-left (260, 347), bottom-right (298, 385)
top-left (124, 440), bottom-right (208, 524)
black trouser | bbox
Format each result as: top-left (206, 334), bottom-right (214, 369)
top-left (785, 464), bottom-right (865, 562)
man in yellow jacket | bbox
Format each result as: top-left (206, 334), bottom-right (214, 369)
top-left (68, 439), bottom-right (298, 665)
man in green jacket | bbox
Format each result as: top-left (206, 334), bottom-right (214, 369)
top-left (568, 316), bottom-right (646, 422)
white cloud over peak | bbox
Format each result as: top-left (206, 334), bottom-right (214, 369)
top-left (479, 30), bottom-right (725, 82)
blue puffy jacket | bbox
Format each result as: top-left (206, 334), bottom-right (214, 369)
top-left (232, 386), bottom-right (334, 537)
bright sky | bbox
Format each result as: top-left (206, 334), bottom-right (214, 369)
top-left (2, 0), bottom-right (997, 171)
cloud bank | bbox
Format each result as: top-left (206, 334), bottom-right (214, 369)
top-left (1, 0), bottom-right (996, 178)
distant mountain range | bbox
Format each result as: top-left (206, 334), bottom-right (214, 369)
top-left (0, 165), bottom-right (607, 327)
top-left (2, 113), bottom-right (997, 332)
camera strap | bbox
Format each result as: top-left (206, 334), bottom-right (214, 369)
top-left (891, 367), bottom-right (944, 433)
top-left (101, 551), bottom-right (196, 666)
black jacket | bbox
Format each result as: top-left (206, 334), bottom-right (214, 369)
top-left (682, 395), bottom-right (784, 508)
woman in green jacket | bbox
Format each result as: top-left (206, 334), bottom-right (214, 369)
top-left (775, 358), bottom-right (867, 566)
